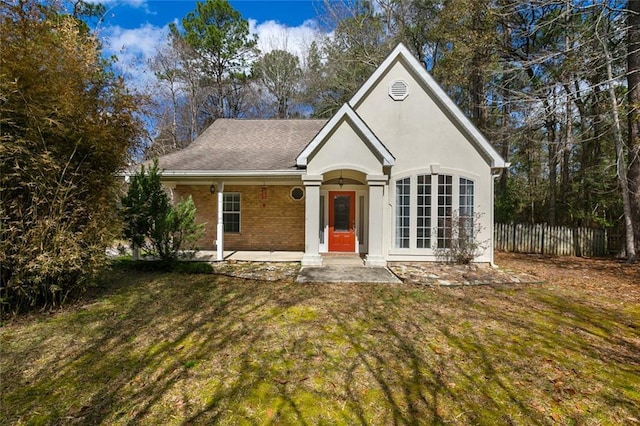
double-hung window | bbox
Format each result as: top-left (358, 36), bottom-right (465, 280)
top-left (223, 193), bottom-right (240, 233)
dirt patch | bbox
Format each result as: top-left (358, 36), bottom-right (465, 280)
top-left (210, 261), bottom-right (299, 281)
top-left (495, 252), bottom-right (640, 302)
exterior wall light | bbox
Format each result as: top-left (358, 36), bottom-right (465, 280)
top-left (261, 185), bottom-right (267, 207)
top-left (209, 184), bottom-right (216, 194)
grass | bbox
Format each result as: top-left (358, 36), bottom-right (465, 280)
top-left (1, 256), bottom-right (639, 425)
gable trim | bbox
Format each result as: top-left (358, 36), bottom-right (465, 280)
top-left (349, 43), bottom-right (506, 169)
top-left (296, 104), bottom-right (395, 167)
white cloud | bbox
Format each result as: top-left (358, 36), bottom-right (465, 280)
top-left (97, 17), bottom-right (329, 92)
top-left (249, 18), bottom-right (325, 62)
top-left (99, 23), bottom-right (171, 91)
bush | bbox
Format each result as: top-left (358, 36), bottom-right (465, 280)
top-left (0, 1), bottom-right (143, 313)
top-left (120, 160), bottom-right (205, 265)
top-left (172, 262), bottom-right (214, 274)
top-left (434, 211), bottom-right (488, 264)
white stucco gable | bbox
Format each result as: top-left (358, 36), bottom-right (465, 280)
top-left (296, 104), bottom-right (395, 174)
top-left (349, 43), bottom-right (506, 170)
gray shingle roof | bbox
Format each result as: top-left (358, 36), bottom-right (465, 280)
top-left (155, 119), bottom-right (327, 172)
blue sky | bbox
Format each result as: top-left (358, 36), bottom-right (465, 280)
top-left (100, 1), bottom-right (322, 28)
top-left (94, 0), bottom-right (328, 90)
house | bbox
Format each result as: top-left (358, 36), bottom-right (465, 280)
top-left (152, 43), bottom-right (507, 266)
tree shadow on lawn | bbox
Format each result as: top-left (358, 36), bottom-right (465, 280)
top-left (444, 287), bottom-right (640, 421)
top-left (2, 270), bottom-right (316, 424)
top-left (2, 272), bottom-right (639, 424)
top-left (185, 285), bottom-right (639, 424)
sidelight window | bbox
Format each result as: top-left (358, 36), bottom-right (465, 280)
top-left (395, 178), bottom-right (411, 248)
top-left (459, 178), bottom-right (475, 242)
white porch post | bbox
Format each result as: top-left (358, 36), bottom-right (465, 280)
top-left (365, 175), bottom-right (388, 267)
top-left (301, 175), bottom-right (323, 266)
top-left (216, 182), bottom-right (224, 261)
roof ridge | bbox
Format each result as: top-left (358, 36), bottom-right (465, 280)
top-left (215, 118), bottom-right (327, 121)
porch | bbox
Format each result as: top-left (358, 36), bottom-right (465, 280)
top-left (301, 170), bottom-right (388, 267)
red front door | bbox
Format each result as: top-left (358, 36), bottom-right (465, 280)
top-left (328, 191), bottom-right (356, 252)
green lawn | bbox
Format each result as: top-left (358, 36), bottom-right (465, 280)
top-left (1, 257), bottom-right (639, 425)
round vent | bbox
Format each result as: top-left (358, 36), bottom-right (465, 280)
top-left (389, 80), bottom-right (409, 101)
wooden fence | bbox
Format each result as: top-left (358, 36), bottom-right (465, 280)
top-left (494, 223), bottom-right (617, 257)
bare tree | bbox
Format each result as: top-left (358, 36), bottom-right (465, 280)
top-left (595, 2), bottom-right (636, 261)
top-left (626, 0), bottom-right (640, 255)
top-left (252, 49), bottom-right (302, 118)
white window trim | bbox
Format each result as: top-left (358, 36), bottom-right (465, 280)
top-left (416, 174), bottom-right (433, 249)
top-left (394, 176), bottom-right (412, 249)
top-left (223, 192), bottom-right (241, 233)
top-left (390, 172), bottom-right (476, 254)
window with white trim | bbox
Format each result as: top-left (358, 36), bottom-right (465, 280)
top-left (416, 175), bottom-right (432, 248)
top-left (437, 175), bottom-right (453, 249)
top-left (394, 174), bottom-right (475, 251)
top-left (459, 178), bottom-right (475, 242)
top-left (395, 178), bottom-right (410, 248)
top-left (223, 193), bottom-right (240, 233)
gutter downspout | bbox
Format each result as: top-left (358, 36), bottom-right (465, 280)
top-left (490, 163), bottom-right (510, 267)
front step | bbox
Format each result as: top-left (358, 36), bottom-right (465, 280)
top-left (321, 254), bottom-right (364, 266)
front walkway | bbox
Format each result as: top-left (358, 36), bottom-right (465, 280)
top-left (296, 254), bottom-right (401, 283)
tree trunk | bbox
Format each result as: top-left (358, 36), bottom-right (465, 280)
top-left (627, 0), bottom-right (640, 254)
top-left (561, 91), bottom-right (572, 225)
top-left (499, 22), bottom-right (512, 196)
top-left (499, 81), bottom-right (510, 195)
top-left (544, 95), bottom-right (558, 226)
top-left (471, 52), bottom-right (488, 130)
top-left (598, 19), bottom-right (637, 262)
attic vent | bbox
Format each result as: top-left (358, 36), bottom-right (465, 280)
top-left (290, 186), bottom-right (304, 201)
top-left (389, 80), bottom-right (409, 101)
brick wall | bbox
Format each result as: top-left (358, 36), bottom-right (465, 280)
top-left (173, 184), bottom-right (305, 251)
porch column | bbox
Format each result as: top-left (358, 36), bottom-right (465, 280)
top-left (365, 175), bottom-right (388, 267)
top-left (301, 175), bottom-right (323, 266)
top-left (216, 182), bottom-right (224, 261)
